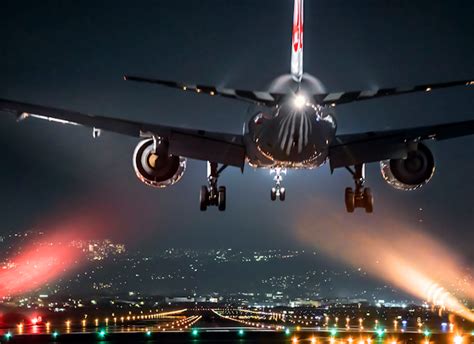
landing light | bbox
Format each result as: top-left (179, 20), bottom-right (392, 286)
top-left (293, 94), bottom-right (307, 108)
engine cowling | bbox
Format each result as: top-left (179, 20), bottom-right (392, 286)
top-left (133, 138), bottom-right (186, 188)
top-left (380, 143), bottom-right (435, 191)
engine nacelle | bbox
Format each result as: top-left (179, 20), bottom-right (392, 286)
top-left (380, 143), bottom-right (435, 191)
top-left (133, 138), bottom-right (186, 188)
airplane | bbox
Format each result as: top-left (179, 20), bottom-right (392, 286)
top-left (1, 0), bottom-right (474, 213)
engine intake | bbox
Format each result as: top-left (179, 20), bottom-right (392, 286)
top-left (380, 143), bottom-right (435, 191)
top-left (133, 138), bottom-right (186, 188)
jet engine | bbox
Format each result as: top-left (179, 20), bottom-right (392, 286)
top-left (380, 143), bottom-right (435, 191)
top-left (133, 138), bottom-right (186, 188)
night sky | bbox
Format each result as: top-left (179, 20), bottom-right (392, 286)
top-left (1, 0), bottom-right (473, 263)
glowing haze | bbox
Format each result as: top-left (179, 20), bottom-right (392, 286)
top-left (0, 231), bottom-right (83, 297)
top-left (294, 197), bottom-right (474, 322)
top-left (0, 189), bottom-right (158, 298)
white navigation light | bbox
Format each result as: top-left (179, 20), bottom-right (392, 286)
top-left (293, 94), bottom-right (306, 108)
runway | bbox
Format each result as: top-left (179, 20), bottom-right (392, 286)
top-left (1, 309), bottom-right (473, 343)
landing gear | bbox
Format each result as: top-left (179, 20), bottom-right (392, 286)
top-left (344, 164), bottom-right (373, 213)
top-left (270, 167), bottom-right (287, 202)
top-left (200, 162), bottom-right (227, 211)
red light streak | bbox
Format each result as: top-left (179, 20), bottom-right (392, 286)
top-left (0, 232), bottom-right (83, 298)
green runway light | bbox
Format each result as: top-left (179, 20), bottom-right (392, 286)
top-left (4, 332), bottom-right (12, 340)
top-left (52, 331), bottom-right (59, 338)
top-left (376, 329), bottom-right (385, 337)
top-left (424, 330), bottom-right (431, 337)
top-left (192, 328), bottom-right (199, 336)
top-left (98, 329), bottom-right (106, 338)
top-left (146, 330), bottom-right (152, 337)
top-left (285, 328), bottom-right (291, 335)
top-left (330, 327), bottom-right (338, 336)
top-left (238, 329), bottom-right (244, 336)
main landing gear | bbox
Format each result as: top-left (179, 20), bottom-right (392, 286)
top-left (270, 167), bottom-right (287, 202)
top-left (344, 164), bottom-right (373, 213)
top-left (200, 162), bottom-right (227, 211)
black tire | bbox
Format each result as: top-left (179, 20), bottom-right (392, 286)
top-left (270, 188), bottom-right (277, 201)
top-left (279, 188), bottom-right (286, 201)
top-left (200, 186), bottom-right (208, 211)
top-left (218, 186), bottom-right (226, 211)
top-left (345, 187), bottom-right (355, 213)
top-left (363, 187), bottom-right (374, 213)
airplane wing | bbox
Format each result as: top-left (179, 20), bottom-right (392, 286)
top-left (124, 75), bottom-right (284, 107)
top-left (0, 98), bottom-right (246, 168)
top-left (125, 75), bottom-right (474, 108)
top-left (329, 119), bottom-right (474, 170)
top-left (312, 79), bottom-right (474, 106)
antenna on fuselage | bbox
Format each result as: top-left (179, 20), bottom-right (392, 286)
top-left (290, 0), bottom-right (304, 84)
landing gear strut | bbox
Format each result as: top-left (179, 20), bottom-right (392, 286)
top-left (345, 164), bottom-right (373, 213)
top-left (200, 162), bottom-right (227, 211)
top-left (270, 167), bottom-right (286, 202)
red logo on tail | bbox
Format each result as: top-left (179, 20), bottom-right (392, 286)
top-left (292, 0), bottom-right (304, 52)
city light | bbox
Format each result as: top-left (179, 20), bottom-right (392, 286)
top-left (292, 336), bottom-right (299, 343)
top-left (454, 335), bottom-right (463, 344)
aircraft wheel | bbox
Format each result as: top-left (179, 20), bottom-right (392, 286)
top-left (363, 187), bottom-right (373, 213)
top-left (345, 187), bottom-right (355, 213)
top-left (279, 188), bottom-right (286, 201)
top-left (200, 186), bottom-right (209, 211)
top-left (271, 188), bottom-right (277, 201)
top-left (218, 186), bottom-right (226, 211)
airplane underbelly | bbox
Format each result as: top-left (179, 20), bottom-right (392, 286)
top-left (245, 112), bottom-right (336, 169)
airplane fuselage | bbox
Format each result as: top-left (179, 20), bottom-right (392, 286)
top-left (244, 99), bottom-right (337, 168)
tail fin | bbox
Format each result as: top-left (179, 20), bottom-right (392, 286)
top-left (291, 0), bottom-right (304, 83)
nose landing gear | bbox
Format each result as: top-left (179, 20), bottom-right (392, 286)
top-left (344, 164), bottom-right (373, 213)
top-left (200, 162), bottom-right (227, 211)
top-left (270, 167), bottom-right (287, 202)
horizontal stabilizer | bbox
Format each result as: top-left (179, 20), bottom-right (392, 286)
top-left (124, 75), bottom-right (284, 106)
